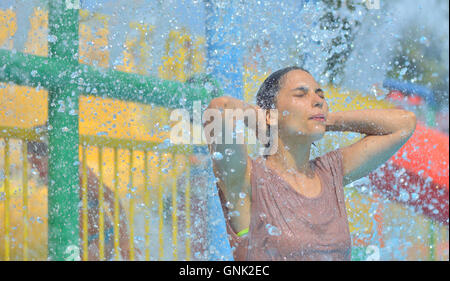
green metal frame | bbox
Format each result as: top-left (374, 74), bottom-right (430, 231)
top-left (0, 1), bottom-right (221, 260)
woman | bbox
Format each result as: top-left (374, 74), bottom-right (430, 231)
top-left (204, 66), bottom-right (417, 261)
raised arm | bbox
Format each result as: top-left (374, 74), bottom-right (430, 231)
top-left (203, 96), bottom-right (260, 233)
top-left (326, 108), bottom-right (417, 186)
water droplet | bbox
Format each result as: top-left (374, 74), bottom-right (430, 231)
top-left (224, 148), bottom-right (234, 156)
top-left (212, 152), bottom-right (223, 160)
top-left (420, 36), bottom-right (430, 46)
top-left (229, 210), bottom-right (240, 217)
top-left (399, 67), bottom-right (408, 76)
top-left (345, 96), bottom-right (353, 104)
top-left (399, 189), bottom-right (410, 202)
top-left (239, 192), bottom-right (246, 199)
top-left (48, 34), bottom-right (58, 43)
top-left (134, 235), bottom-right (144, 243)
top-left (204, 82), bottom-right (214, 93)
top-left (265, 224), bottom-right (281, 236)
top-left (225, 201), bottom-right (234, 209)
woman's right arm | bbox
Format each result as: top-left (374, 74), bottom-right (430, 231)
top-left (204, 96), bottom-right (263, 232)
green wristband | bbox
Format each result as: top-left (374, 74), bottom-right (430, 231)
top-left (237, 227), bottom-right (249, 237)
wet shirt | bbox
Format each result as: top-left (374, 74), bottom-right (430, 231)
top-left (218, 149), bottom-right (351, 261)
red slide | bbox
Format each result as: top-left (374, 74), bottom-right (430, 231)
top-left (367, 121), bottom-right (449, 225)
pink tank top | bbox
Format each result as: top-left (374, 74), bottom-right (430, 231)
top-left (217, 148), bottom-right (351, 261)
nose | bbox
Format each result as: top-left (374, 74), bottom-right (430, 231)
top-left (312, 98), bottom-right (323, 108)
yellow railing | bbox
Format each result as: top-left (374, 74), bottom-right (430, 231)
top-left (0, 127), bottom-right (41, 261)
top-left (0, 126), bottom-right (193, 261)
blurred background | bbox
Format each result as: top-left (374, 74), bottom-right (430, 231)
top-left (0, 0), bottom-right (448, 261)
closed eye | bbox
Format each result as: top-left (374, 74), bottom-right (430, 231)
top-left (315, 89), bottom-right (325, 99)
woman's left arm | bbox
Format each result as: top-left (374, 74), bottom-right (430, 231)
top-left (326, 108), bottom-right (417, 186)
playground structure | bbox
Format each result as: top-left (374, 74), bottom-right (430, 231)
top-left (0, 0), bottom-right (448, 261)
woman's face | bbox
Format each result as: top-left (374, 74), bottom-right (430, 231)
top-left (274, 69), bottom-right (329, 143)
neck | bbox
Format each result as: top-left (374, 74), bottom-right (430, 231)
top-left (266, 135), bottom-right (314, 177)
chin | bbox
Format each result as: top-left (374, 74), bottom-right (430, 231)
top-left (310, 130), bottom-right (325, 142)
top-left (286, 123), bottom-right (325, 140)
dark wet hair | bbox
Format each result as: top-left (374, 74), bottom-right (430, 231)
top-left (27, 141), bottom-right (48, 156)
top-left (256, 66), bottom-right (310, 110)
top-left (27, 123), bottom-right (49, 156)
top-left (255, 66), bottom-right (316, 151)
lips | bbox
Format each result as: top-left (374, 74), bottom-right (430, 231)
top-left (309, 114), bottom-right (325, 121)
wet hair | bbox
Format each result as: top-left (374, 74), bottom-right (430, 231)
top-left (256, 66), bottom-right (310, 111)
top-left (27, 123), bottom-right (49, 157)
top-left (255, 66), bottom-right (316, 151)
top-left (27, 141), bottom-right (48, 156)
